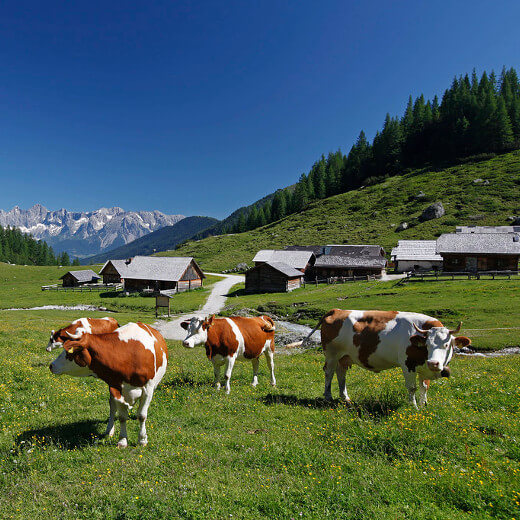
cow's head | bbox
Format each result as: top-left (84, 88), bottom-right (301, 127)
top-left (46, 329), bottom-right (64, 352)
top-left (49, 335), bottom-right (94, 377)
top-left (181, 315), bottom-right (214, 348)
top-left (412, 322), bottom-right (470, 374)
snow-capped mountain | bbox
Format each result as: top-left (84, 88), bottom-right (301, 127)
top-left (0, 205), bottom-right (185, 257)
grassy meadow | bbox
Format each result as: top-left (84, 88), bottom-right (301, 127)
top-left (0, 264), bottom-right (519, 519)
top-left (160, 150), bottom-right (520, 271)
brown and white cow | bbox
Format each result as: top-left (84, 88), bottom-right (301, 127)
top-left (302, 309), bottom-right (471, 408)
top-left (50, 322), bottom-right (168, 447)
top-left (46, 317), bottom-right (119, 352)
top-left (181, 315), bottom-right (276, 393)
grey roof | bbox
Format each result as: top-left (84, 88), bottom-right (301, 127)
top-left (263, 261), bottom-right (304, 278)
top-left (456, 226), bottom-right (520, 234)
top-left (60, 269), bottom-right (100, 282)
top-left (391, 240), bottom-right (443, 262)
top-left (100, 256), bottom-right (204, 282)
top-left (284, 245), bottom-right (324, 256)
top-left (253, 250), bottom-right (314, 269)
top-left (323, 245), bottom-right (385, 257)
top-left (437, 233), bottom-right (520, 254)
top-left (314, 255), bottom-right (387, 269)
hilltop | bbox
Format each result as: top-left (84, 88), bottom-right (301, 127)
top-left (157, 151), bottom-right (520, 271)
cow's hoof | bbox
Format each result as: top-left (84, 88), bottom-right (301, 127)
top-left (341, 397), bottom-right (352, 405)
top-left (270, 381), bottom-right (277, 387)
top-left (117, 439), bottom-right (128, 448)
top-left (251, 382), bottom-right (258, 388)
top-left (104, 428), bottom-right (115, 438)
top-left (323, 394), bottom-right (333, 402)
top-left (139, 439), bottom-right (148, 446)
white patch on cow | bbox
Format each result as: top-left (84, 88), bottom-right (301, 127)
top-left (121, 383), bottom-right (143, 407)
top-left (72, 317), bottom-right (93, 335)
top-left (117, 322), bottom-right (157, 366)
top-left (224, 318), bottom-right (245, 359)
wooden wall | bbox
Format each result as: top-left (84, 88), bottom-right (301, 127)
top-left (442, 254), bottom-right (520, 272)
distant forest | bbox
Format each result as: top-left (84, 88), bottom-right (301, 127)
top-left (229, 67), bottom-right (520, 234)
top-left (0, 226), bottom-right (78, 266)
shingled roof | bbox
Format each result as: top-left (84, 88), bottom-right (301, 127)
top-left (262, 261), bottom-right (305, 278)
top-left (391, 240), bottom-right (443, 262)
top-left (456, 225), bottom-right (520, 234)
top-left (253, 250), bottom-right (314, 269)
top-left (60, 270), bottom-right (101, 283)
top-left (314, 255), bottom-right (387, 269)
top-left (323, 245), bottom-right (385, 257)
top-left (100, 256), bottom-right (204, 282)
top-left (436, 233), bottom-right (520, 255)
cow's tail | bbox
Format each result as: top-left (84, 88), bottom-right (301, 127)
top-left (260, 316), bottom-right (276, 332)
top-left (286, 315), bottom-right (326, 349)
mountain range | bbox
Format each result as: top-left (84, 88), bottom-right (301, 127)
top-left (0, 205), bottom-right (185, 258)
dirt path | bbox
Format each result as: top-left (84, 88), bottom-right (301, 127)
top-left (154, 272), bottom-right (244, 341)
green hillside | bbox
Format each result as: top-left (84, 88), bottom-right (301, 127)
top-left (158, 151), bottom-right (520, 271)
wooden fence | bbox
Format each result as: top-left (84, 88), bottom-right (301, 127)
top-left (404, 270), bottom-right (518, 282)
top-left (41, 283), bottom-right (123, 292)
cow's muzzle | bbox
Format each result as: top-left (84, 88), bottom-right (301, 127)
top-left (427, 360), bottom-right (441, 372)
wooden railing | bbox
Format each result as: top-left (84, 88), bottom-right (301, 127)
top-left (404, 270), bottom-right (518, 282)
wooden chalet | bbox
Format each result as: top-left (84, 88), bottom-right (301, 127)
top-left (245, 262), bottom-right (304, 293)
top-left (60, 269), bottom-right (100, 287)
top-left (390, 240), bottom-right (443, 273)
top-left (99, 256), bottom-right (205, 292)
top-left (436, 233), bottom-right (520, 272)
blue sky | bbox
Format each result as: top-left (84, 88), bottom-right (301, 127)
top-left (0, 0), bottom-right (519, 219)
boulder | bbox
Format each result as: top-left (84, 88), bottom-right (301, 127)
top-left (420, 202), bottom-right (445, 222)
top-left (396, 222), bottom-right (409, 231)
top-left (415, 191), bottom-right (427, 200)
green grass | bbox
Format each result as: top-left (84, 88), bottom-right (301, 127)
top-left (159, 150), bottom-right (520, 271)
top-left (0, 263), bottom-right (222, 316)
top-left (0, 310), bottom-right (519, 519)
top-left (0, 263), bottom-right (519, 519)
top-left (222, 278), bottom-right (520, 351)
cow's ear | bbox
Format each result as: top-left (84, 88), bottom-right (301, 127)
top-left (410, 335), bottom-right (426, 347)
top-left (453, 336), bottom-right (471, 347)
top-left (180, 321), bottom-right (190, 330)
top-left (208, 315), bottom-right (215, 326)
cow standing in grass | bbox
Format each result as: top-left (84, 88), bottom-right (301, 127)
top-left (46, 317), bottom-right (119, 351)
top-left (300, 309), bottom-right (471, 408)
top-left (50, 322), bottom-right (168, 447)
top-left (181, 315), bottom-right (276, 393)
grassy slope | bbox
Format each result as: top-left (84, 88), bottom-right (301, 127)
top-left (0, 263), bottom-right (221, 316)
top-left (159, 151), bottom-right (520, 271)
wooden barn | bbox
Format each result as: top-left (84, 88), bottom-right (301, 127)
top-left (60, 269), bottom-right (101, 287)
top-left (391, 240), bottom-right (443, 273)
top-left (99, 256), bottom-right (205, 292)
top-left (245, 262), bottom-right (304, 293)
top-left (437, 233), bottom-right (520, 272)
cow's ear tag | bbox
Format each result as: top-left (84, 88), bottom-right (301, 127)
top-left (67, 347), bottom-right (74, 354)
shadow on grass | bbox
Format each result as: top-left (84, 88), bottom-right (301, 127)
top-left (15, 419), bottom-right (104, 450)
top-left (261, 392), bottom-right (402, 418)
top-left (225, 288), bottom-right (247, 298)
top-left (162, 374), bottom-right (208, 389)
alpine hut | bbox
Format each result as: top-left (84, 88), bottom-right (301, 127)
top-left (60, 269), bottom-right (101, 287)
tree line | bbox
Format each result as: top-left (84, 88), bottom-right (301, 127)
top-left (0, 226), bottom-right (80, 266)
top-left (229, 67), bottom-right (520, 234)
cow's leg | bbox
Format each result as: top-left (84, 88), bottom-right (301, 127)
top-left (104, 392), bottom-right (117, 437)
top-left (401, 367), bottom-right (418, 409)
top-left (212, 358), bottom-right (222, 390)
top-left (336, 356), bottom-right (351, 402)
top-left (115, 401), bottom-right (129, 448)
top-left (323, 355), bottom-right (338, 401)
top-left (136, 386), bottom-right (155, 446)
top-left (223, 355), bottom-right (236, 394)
top-left (251, 357), bottom-right (260, 387)
top-left (418, 377), bottom-right (430, 407)
top-left (264, 348), bottom-right (276, 386)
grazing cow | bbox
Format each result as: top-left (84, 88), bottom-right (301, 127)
top-left (181, 315), bottom-right (276, 393)
top-left (46, 317), bottom-right (119, 352)
top-left (49, 322), bottom-right (168, 447)
top-left (301, 309), bottom-right (470, 408)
